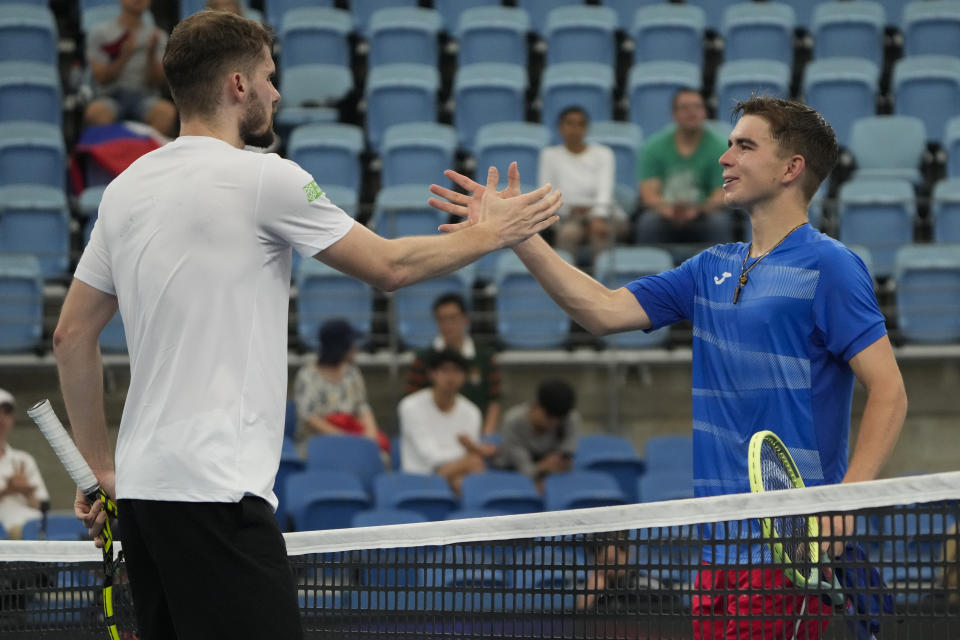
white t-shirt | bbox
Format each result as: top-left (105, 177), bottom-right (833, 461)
top-left (74, 136), bottom-right (355, 508)
top-left (537, 143), bottom-right (621, 219)
top-left (399, 389), bottom-right (481, 475)
top-left (0, 446), bottom-right (50, 532)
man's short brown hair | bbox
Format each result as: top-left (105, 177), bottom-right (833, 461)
top-left (732, 95), bottom-right (839, 201)
top-left (162, 10), bottom-right (273, 119)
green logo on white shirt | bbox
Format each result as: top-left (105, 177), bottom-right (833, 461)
top-left (303, 180), bottom-right (324, 203)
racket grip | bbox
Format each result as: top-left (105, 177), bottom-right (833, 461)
top-left (27, 399), bottom-right (100, 500)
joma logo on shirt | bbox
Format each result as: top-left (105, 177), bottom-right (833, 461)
top-left (303, 180), bottom-right (324, 203)
top-left (714, 272), bottom-right (732, 285)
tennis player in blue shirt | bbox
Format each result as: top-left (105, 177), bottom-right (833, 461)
top-left (430, 95), bottom-right (907, 640)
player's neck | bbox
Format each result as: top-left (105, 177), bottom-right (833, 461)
top-left (746, 190), bottom-right (809, 255)
top-left (179, 116), bottom-right (244, 149)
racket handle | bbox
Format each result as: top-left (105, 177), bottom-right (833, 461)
top-left (27, 399), bottom-right (101, 500)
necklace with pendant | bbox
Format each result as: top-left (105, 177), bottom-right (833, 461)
top-left (732, 222), bottom-right (806, 305)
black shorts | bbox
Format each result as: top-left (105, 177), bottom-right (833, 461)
top-left (117, 497), bottom-right (303, 640)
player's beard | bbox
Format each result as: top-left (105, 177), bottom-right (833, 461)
top-left (239, 88), bottom-right (276, 148)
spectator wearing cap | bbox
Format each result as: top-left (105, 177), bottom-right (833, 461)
top-left (399, 350), bottom-right (497, 494)
top-left (0, 389), bottom-right (50, 539)
top-left (292, 319), bottom-right (388, 461)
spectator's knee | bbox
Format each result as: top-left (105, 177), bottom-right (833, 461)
top-left (84, 100), bottom-right (115, 126)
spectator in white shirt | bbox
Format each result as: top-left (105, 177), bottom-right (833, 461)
top-left (0, 389), bottom-right (50, 539)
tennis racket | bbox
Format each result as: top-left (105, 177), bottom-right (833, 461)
top-left (27, 399), bottom-right (123, 640)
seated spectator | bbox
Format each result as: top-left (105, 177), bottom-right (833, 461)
top-left (0, 389), bottom-right (50, 540)
top-left (492, 379), bottom-right (579, 492)
top-left (405, 293), bottom-right (501, 436)
top-left (293, 319), bottom-right (389, 461)
top-left (84, 0), bottom-right (178, 138)
top-left (538, 105), bottom-right (626, 260)
top-left (399, 350), bottom-right (496, 494)
top-left (635, 89), bottom-right (734, 248)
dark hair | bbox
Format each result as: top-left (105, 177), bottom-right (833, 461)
top-left (671, 88), bottom-right (704, 112)
top-left (317, 318), bottom-right (361, 366)
top-left (432, 293), bottom-right (467, 315)
top-left (732, 95), bottom-right (839, 201)
top-left (557, 105), bottom-right (588, 127)
top-left (537, 379), bottom-right (575, 418)
top-left (163, 10), bottom-right (273, 119)
top-left (426, 349), bottom-right (469, 372)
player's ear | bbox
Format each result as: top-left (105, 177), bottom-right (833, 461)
top-left (783, 154), bottom-right (805, 185)
top-left (226, 71), bottom-right (245, 101)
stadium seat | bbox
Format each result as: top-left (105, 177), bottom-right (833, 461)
top-left (494, 251), bottom-right (573, 349)
top-left (0, 184), bottom-right (68, 278)
top-left (544, 5), bottom-right (618, 66)
top-left (802, 57), bottom-right (879, 149)
top-left (373, 471), bottom-right (458, 521)
top-left (295, 260), bottom-right (373, 351)
top-left (627, 61), bottom-right (701, 137)
top-left (893, 55), bottom-right (960, 144)
top-left (848, 115), bottom-right (927, 185)
top-left (774, 0), bottom-right (819, 33)
top-left (0, 253), bottom-right (42, 352)
top-left (638, 471), bottom-right (694, 502)
top-left (285, 469), bottom-right (371, 531)
top-left (97, 310), bottom-right (126, 354)
top-left (593, 247), bottom-right (674, 348)
top-left (683, 0), bottom-right (741, 35)
top-left (837, 177), bottom-right (916, 279)
top-left (573, 434), bottom-right (646, 502)
top-left (381, 122), bottom-right (457, 189)
top-left (275, 64), bottom-right (352, 132)
top-left (434, 0), bottom-right (500, 34)
top-left (540, 63), bottom-right (615, 142)
top-left (932, 178), bottom-right (960, 243)
top-left (811, 1), bottom-right (886, 68)
top-left (322, 184), bottom-right (359, 220)
top-left (543, 470), bottom-right (628, 511)
top-left (393, 269), bottom-right (473, 350)
top-left (180, 0), bottom-right (262, 20)
top-left (894, 244), bottom-right (960, 343)
top-left (868, 0), bottom-right (907, 29)
top-left (587, 121), bottom-right (643, 214)
top-left (602, 0), bottom-right (667, 32)
top-left (722, 2), bottom-right (795, 67)
top-left (284, 399), bottom-right (297, 439)
top-left (365, 63), bottom-right (439, 152)
top-left (515, 0), bottom-right (584, 36)
top-left (0, 4), bottom-right (56, 65)
top-left (274, 437), bottom-right (304, 531)
top-left (368, 7), bottom-right (442, 68)
top-left (353, 508), bottom-right (426, 527)
top-left (279, 7), bottom-right (352, 70)
top-left (287, 123), bottom-right (364, 195)
top-left (474, 122), bottom-right (551, 190)
top-left (460, 471), bottom-right (543, 515)
top-left (20, 515), bottom-right (87, 541)
top-left (631, 4), bottom-right (706, 66)
top-left (714, 60), bottom-right (790, 115)
top-left (453, 63), bottom-right (527, 153)
top-left (264, 0), bottom-right (334, 27)
top-left (945, 116), bottom-right (960, 179)
top-left (903, 0), bottom-right (960, 58)
top-left (350, 0), bottom-right (418, 37)
top-left (643, 434), bottom-right (693, 474)
top-left (0, 61), bottom-right (60, 125)
top-left (456, 6), bottom-right (530, 67)
top-left (372, 184), bottom-right (447, 239)
top-left (0, 121), bottom-right (65, 190)
top-left (306, 434), bottom-right (385, 491)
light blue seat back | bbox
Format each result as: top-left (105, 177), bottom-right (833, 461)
top-left (264, 0), bottom-right (334, 28)
top-left (588, 120), bottom-right (643, 208)
top-left (381, 122), bottom-right (457, 188)
top-left (894, 244), bottom-right (960, 343)
top-left (594, 247), bottom-right (674, 348)
top-left (544, 5), bottom-right (618, 66)
top-left (540, 62), bottom-right (615, 142)
top-left (0, 61), bottom-right (60, 125)
top-left (515, 0), bottom-right (585, 35)
top-left (643, 434), bottom-right (693, 474)
top-left (287, 123), bottom-right (365, 193)
top-left (627, 61), bottom-right (701, 136)
top-left (945, 116), bottom-right (960, 179)
top-left (350, 0), bottom-right (418, 37)
top-left (573, 434), bottom-right (646, 502)
top-left (684, 0), bottom-right (742, 34)
top-left (632, 4), bottom-right (706, 66)
top-left (0, 4), bottom-right (56, 64)
top-left (393, 268), bottom-right (473, 350)
top-left (893, 55), bottom-right (960, 144)
top-left (435, 0), bottom-right (500, 33)
top-left (372, 184), bottom-right (446, 238)
top-left (543, 470), bottom-right (628, 511)
top-left (722, 2), bottom-right (796, 66)
top-left (456, 6), bottom-right (530, 67)
top-left (368, 7), bottom-right (442, 68)
top-left (638, 471), bottom-right (694, 502)
top-left (494, 251), bottom-right (573, 348)
top-left (372, 471), bottom-right (458, 521)
top-left (848, 115), bottom-right (927, 185)
top-left (453, 63), bottom-right (527, 152)
top-left (279, 7), bottom-right (352, 69)
top-left (295, 260), bottom-right (373, 351)
top-left (276, 63), bottom-right (352, 131)
top-left (285, 469), bottom-right (371, 531)
top-left (460, 470), bottom-right (543, 514)
top-left (812, 1), bottom-right (886, 67)
top-left (837, 177), bottom-right (916, 279)
top-left (474, 122), bottom-right (551, 190)
top-left (0, 184), bottom-right (68, 278)
top-left (306, 435), bottom-right (385, 491)
top-left (0, 121), bottom-right (65, 189)
top-left (903, 0), bottom-right (960, 58)
top-left (0, 253), bottom-right (42, 352)
top-left (802, 57), bottom-right (879, 148)
top-left (932, 178), bottom-right (960, 243)
top-left (714, 59), bottom-right (790, 115)
top-left (365, 63), bottom-right (439, 152)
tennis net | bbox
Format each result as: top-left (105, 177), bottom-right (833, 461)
top-left (0, 471), bottom-right (957, 639)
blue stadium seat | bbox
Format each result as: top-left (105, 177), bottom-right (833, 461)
top-left (353, 508), bottom-right (426, 527)
top-left (849, 115), bottom-right (927, 185)
top-left (894, 244), bottom-right (960, 343)
top-left (381, 122), bottom-right (457, 188)
top-left (868, 0), bottom-right (908, 29)
top-left (279, 7), bottom-right (352, 69)
top-left (903, 0), bottom-right (960, 58)
top-left (264, 0), bottom-right (334, 28)
top-left (515, 0), bottom-right (584, 36)
top-left (79, 185), bottom-right (103, 245)
top-left (365, 63), bottom-right (439, 152)
top-left (714, 60), bottom-right (790, 115)
top-left (393, 269), bottom-right (472, 350)
top-left (0, 254), bottom-right (41, 352)
top-left (181, 0), bottom-right (263, 22)
top-left (456, 6), bottom-right (530, 67)
top-left (811, 1), bottom-right (886, 68)
top-left (321, 184), bottom-right (358, 219)
top-left (541, 63), bottom-right (615, 142)
top-left (368, 7), bottom-right (442, 68)
top-left (543, 470), bottom-right (628, 511)
top-left (631, 4), bottom-right (706, 66)
top-left (372, 184), bottom-right (446, 239)
top-left (593, 247), bottom-right (674, 348)
top-left (932, 178), bottom-right (960, 242)
top-left (460, 470), bottom-right (543, 515)
top-left (373, 471), bottom-right (458, 521)
top-left (638, 471), bottom-right (694, 502)
top-left (275, 63), bottom-right (352, 132)
top-left (0, 61), bottom-right (60, 125)
top-left (544, 5), bottom-right (617, 66)
top-left (284, 399), bottom-right (297, 439)
top-left (587, 121), bottom-right (643, 213)
top-left (837, 177), bottom-right (916, 279)
top-left (573, 434), bottom-right (646, 502)
top-left (0, 184), bottom-right (68, 278)
top-left (306, 434), bottom-right (385, 491)
top-left (453, 63), bottom-right (527, 153)
top-left (474, 122), bottom-right (551, 190)
top-left (802, 57), bottom-right (879, 149)
top-left (627, 61), bottom-right (701, 136)
top-left (893, 55), bottom-right (960, 144)
top-left (0, 4), bottom-right (56, 65)
top-left (97, 310), bottom-right (126, 354)
top-left (351, 0), bottom-right (418, 37)
top-left (21, 515), bottom-right (87, 541)
top-left (643, 434), bottom-right (693, 474)
top-left (945, 116), bottom-right (960, 179)
top-left (285, 469), bottom-right (371, 531)
top-left (722, 2), bottom-right (795, 67)
top-left (274, 436), bottom-right (304, 531)
top-left (603, 0), bottom-right (671, 32)
top-left (287, 123), bottom-right (364, 194)
top-left (0, 121), bottom-right (65, 190)
top-left (295, 259), bottom-right (373, 351)
top-left (494, 251), bottom-right (573, 349)
top-left (774, 0), bottom-right (819, 33)
top-left (681, 0), bottom-right (742, 34)
top-left (434, 0), bottom-right (500, 34)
